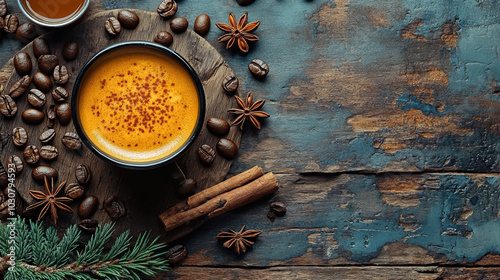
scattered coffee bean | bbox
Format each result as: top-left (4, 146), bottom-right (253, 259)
top-left (222, 75), bottom-right (239, 93)
top-left (38, 54), bottom-right (59, 75)
top-left (248, 58), bottom-right (269, 77)
top-left (40, 145), bottom-right (58, 160)
top-left (267, 211), bottom-right (276, 222)
top-left (0, 95), bottom-right (17, 117)
top-left (22, 108), bottom-right (44, 124)
top-left (154, 31), bottom-right (173, 47)
top-left (62, 132), bottom-right (82, 150)
top-left (103, 196), bottom-right (126, 219)
top-left (270, 202), bottom-right (287, 216)
top-left (158, 0), bottom-right (178, 18)
top-left (27, 89), bottom-right (46, 108)
top-left (62, 41), bottom-right (79, 61)
top-left (6, 155), bottom-right (23, 174)
top-left (0, 0), bottom-right (6, 17)
top-left (12, 127), bottom-right (28, 147)
top-left (78, 196), bottom-right (98, 219)
top-left (13, 51), bottom-right (32, 75)
top-left (32, 166), bottom-right (58, 181)
top-left (0, 164), bottom-right (7, 188)
top-left (207, 118), bottom-right (230, 136)
top-left (55, 102), bottom-right (71, 125)
top-left (33, 37), bottom-right (51, 58)
top-left (51, 87), bottom-right (69, 102)
top-left (198, 144), bottom-right (216, 164)
top-left (177, 178), bottom-right (197, 196)
top-left (46, 105), bottom-right (56, 128)
top-left (4, 14), bottom-right (18, 33)
top-left (65, 183), bottom-right (84, 199)
top-left (117, 10), bottom-right (139, 29)
top-left (75, 164), bottom-right (91, 184)
top-left (78, 219), bottom-right (98, 233)
top-left (15, 22), bottom-right (36, 44)
top-left (194, 14), bottom-right (211, 36)
top-left (33, 72), bottom-right (52, 92)
top-left (216, 138), bottom-right (238, 159)
top-left (105, 17), bottom-right (121, 36)
top-left (23, 145), bottom-right (40, 165)
top-left (166, 245), bottom-right (188, 264)
top-left (170, 17), bottom-right (188, 33)
top-left (39, 129), bottom-right (55, 143)
top-left (8, 75), bottom-right (31, 98)
top-left (236, 0), bottom-right (256, 5)
top-left (53, 65), bottom-right (69, 85)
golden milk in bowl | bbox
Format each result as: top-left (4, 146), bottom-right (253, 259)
top-left (72, 42), bottom-right (205, 169)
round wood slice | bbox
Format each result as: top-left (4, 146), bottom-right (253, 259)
top-left (0, 9), bottom-right (242, 242)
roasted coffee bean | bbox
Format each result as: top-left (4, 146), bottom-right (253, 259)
top-left (8, 75), bottom-right (31, 98)
top-left (105, 17), bottom-right (121, 36)
top-left (33, 37), bottom-right (50, 58)
top-left (103, 196), bottom-right (126, 219)
top-left (170, 17), bottom-right (188, 33)
top-left (55, 102), bottom-right (71, 125)
top-left (32, 166), bottom-right (58, 181)
top-left (62, 41), bottom-right (79, 61)
top-left (154, 31), bottom-right (173, 47)
top-left (6, 155), bottom-right (23, 174)
top-left (198, 144), bottom-right (216, 164)
top-left (0, 95), bottom-right (17, 117)
top-left (248, 58), bottom-right (269, 77)
top-left (53, 65), bottom-right (69, 85)
top-left (267, 211), bottom-right (276, 222)
top-left (216, 138), bottom-right (238, 159)
top-left (165, 245), bottom-right (188, 264)
top-left (12, 127), bottom-right (28, 147)
top-left (39, 129), bottom-right (55, 143)
top-left (158, 0), bottom-right (178, 18)
top-left (177, 178), bottom-right (197, 196)
top-left (4, 14), bottom-right (18, 33)
top-left (207, 118), bottom-right (230, 136)
top-left (169, 167), bottom-right (185, 185)
top-left (0, 164), bottom-right (7, 188)
top-left (118, 10), bottom-right (139, 29)
top-left (46, 105), bottom-right (56, 128)
top-left (78, 196), bottom-right (98, 219)
top-left (13, 51), bottom-right (32, 75)
top-left (38, 55), bottom-right (59, 75)
top-left (194, 14), bottom-right (211, 36)
top-left (27, 89), bottom-right (46, 107)
top-left (33, 72), bottom-right (52, 92)
top-left (222, 75), bottom-right (239, 93)
top-left (270, 202), bottom-right (287, 216)
top-left (22, 108), bottom-right (44, 124)
top-left (78, 219), bottom-right (98, 233)
top-left (62, 132), bottom-right (82, 150)
top-left (0, 0), bottom-right (6, 17)
top-left (51, 87), bottom-right (69, 102)
top-left (23, 145), bottom-right (40, 165)
top-left (40, 145), bottom-right (58, 160)
top-left (75, 164), bottom-right (91, 184)
top-left (65, 183), bottom-right (84, 199)
top-left (16, 22), bottom-right (36, 44)
top-left (236, 0), bottom-right (256, 6)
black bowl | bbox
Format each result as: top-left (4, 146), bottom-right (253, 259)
top-left (71, 41), bottom-right (206, 170)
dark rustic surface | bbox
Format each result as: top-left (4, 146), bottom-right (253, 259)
top-left (1, 0), bottom-right (500, 279)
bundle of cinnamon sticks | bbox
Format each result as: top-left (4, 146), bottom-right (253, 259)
top-left (159, 166), bottom-right (278, 233)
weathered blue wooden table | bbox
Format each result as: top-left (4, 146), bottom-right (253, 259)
top-left (2, 0), bottom-right (500, 279)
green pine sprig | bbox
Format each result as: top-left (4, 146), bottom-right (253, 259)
top-left (0, 217), bottom-right (169, 280)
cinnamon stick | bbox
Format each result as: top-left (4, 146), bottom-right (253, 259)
top-left (160, 172), bottom-right (278, 233)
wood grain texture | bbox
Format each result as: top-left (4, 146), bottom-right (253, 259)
top-left (0, 9), bottom-right (242, 242)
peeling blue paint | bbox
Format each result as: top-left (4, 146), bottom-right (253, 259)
top-left (398, 93), bottom-right (441, 115)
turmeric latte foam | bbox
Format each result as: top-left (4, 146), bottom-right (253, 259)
top-left (77, 46), bottom-right (200, 163)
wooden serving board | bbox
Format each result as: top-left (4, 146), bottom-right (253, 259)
top-left (0, 9), bottom-right (242, 242)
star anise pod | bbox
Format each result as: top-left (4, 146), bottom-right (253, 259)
top-left (216, 12), bottom-right (260, 52)
top-left (25, 176), bottom-right (73, 224)
top-left (216, 225), bottom-right (261, 254)
top-left (228, 92), bottom-right (270, 129)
